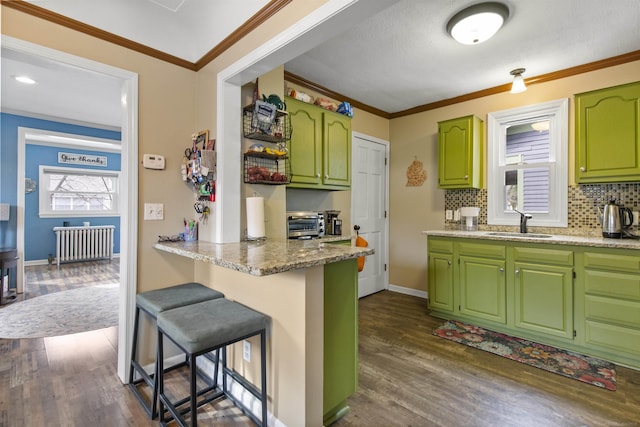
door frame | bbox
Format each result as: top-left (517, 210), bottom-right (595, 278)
top-left (3, 35), bottom-right (139, 383)
top-left (351, 131), bottom-right (390, 295)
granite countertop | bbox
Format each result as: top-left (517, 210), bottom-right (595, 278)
top-left (154, 236), bottom-right (374, 276)
top-left (422, 229), bottom-right (640, 250)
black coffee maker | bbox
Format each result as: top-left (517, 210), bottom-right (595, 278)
top-left (325, 210), bottom-right (342, 235)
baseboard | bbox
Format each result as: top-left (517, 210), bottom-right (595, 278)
top-left (24, 253), bottom-right (120, 267)
top-left (387, 283), bottom-right (428, 299)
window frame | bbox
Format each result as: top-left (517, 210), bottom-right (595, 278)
top-left (487, 98), bottom-right (569, 228)
top-left (38, 165), bottom-right (120, 218)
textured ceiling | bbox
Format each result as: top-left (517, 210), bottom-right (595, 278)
top-left (285, 0), bottom-right (640, 113)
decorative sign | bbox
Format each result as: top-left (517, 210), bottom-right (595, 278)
top-left (58, 152), bottom-right (107, 167)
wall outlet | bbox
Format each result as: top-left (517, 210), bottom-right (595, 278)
top-left (445, 210), bottom-right (453, 220)
top-left (144, 203), bottom-right (164, 220)
top-left (453, 209), bottom-right (461, 221)
top-left (634, 211), bottom-right (639, 226)
top-left (243, 340), bottom-right (251, 362)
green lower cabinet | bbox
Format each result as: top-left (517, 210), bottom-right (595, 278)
top-left (428, 252), bottom-right (454, 313)
top-left (513, 262), bottom-right (574, 340)
top-left (459, 255), bottom-right (506, 324)
top-left (580, 250), bottom-right (640, 364)
top-left (426, 236), bottom-right (640, 370)
top-left (324, 259), bottom-right (358, 425)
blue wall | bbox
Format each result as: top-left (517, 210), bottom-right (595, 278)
top-left (0, 113), bottom-right (121, 262)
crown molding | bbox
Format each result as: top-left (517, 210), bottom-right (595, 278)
top-left (2, 0), bottom-right (291, 71)
top-left (4, 1), bottom-right (639, 119)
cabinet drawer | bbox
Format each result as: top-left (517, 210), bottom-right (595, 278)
top-left (585, 320), bottom-right (640, 355)
top-left (428, 239), bottom-right (453, 254)
top-left (513, 246), bottom-right (573, 266)
top-left (584, 252), bottom-right (640, 273)
top-left (585, 294), bottom-right (640, 328)
top-left (458, 241), bottom-right (505, 258)
top-left (584, 269), bottom-right (640, 300)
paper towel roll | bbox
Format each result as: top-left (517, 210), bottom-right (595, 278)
top-left (246, 196), bottom-right (265, 239)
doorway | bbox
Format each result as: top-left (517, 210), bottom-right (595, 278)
top-left (3, 35), bottom-right (138, 382)
top-left (351, 132), bottom-right (389, 298)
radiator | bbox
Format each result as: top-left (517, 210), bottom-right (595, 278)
top-left (53, 225), bottom-right (115, 268)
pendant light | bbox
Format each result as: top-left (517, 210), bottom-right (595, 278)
top-left (510, 68), bottom-right (527, 93)
top-left (447, 2), bottom-right (509, 45)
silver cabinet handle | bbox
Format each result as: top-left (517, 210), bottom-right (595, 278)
top-left (316, 173), bottom-right (320, 178)
top-left (580, 166), bottom-right (586, 172)
top-left (464, 175), bottom-right (468, 179)
top-left (448, 260), bottom-right (452, 266)
top-left (515, 269), bottom-right (520, 276)
top-left (324, 174), bottom-right (329, 180)
top-left (499, 267), bottom-right (504, 273)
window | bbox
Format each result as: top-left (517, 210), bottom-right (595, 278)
top-left (487, 99), bottom-right (568, 227)
top-left (39, 166), bottom-right (120, 217)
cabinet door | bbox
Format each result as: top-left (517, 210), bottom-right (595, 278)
top-left (514, 262), bottom-right (574, 340)
top-left (323, 111), bottom-right (351, 187)
top-left (438, 116), bottom-right (482, 189)
top-left (575, 82), bottom-right (640, 183)
top-left (428, 252), bottom-right (454, 313)
top-left (288, 98), bottom-right (322, 185)
top-left (459, 256), bottom-right (506, 323)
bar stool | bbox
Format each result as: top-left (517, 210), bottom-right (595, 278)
top-left (129, 282), bottom-right (225, 419)
top-left (157, 298), bottom-right (268, 427)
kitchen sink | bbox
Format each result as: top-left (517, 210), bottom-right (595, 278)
top-left (485, 232), bottom-right (553, 239)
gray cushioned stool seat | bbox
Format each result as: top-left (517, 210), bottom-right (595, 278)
top-left (158, 298), bottom-right (267, 354)
top-left (129, 282), bottom-right (224, 420)
top-left (136, 282), bottom-right (224, 316)
top-left (157, 298), bottom-right (268, 427)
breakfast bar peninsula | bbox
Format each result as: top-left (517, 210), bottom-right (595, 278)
top-left (154, 237), bottom-right (373, 426)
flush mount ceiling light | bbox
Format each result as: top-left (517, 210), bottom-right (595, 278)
top-left (13, 75), bottom-right (37, 85)
top-left (510, 68), bottom-right (527, 93)
top-left (447, 2), bottom-right (509, 45)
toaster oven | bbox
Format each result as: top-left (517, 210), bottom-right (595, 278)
top-left (287, 211), bottom-right (324, 239)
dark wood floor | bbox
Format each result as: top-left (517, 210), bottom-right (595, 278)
top-left (336, 291), bottom-right (640, 427)
top-left (2, 275), bottom-right (639, 426)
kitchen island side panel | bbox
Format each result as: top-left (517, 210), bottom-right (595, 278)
top-left (194, 262), bottom-right (325, 427)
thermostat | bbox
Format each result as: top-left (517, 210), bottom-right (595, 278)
top-left (142, 154), bottom-right (165, 170)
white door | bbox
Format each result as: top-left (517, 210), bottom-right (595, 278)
top-left (351, 133), bottom-right (389, 298)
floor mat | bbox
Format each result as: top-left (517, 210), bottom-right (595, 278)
top-left (433, 319), bottom-right (616, 391)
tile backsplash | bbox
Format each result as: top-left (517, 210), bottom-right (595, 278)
top-left (444, 183), bottom-right (640, 236)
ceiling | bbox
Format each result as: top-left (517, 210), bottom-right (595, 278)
top-left (2, 0), bottom-right (640, 129)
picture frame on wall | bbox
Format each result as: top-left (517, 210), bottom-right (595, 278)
top-left (193, 130), bottom-right (209, 149)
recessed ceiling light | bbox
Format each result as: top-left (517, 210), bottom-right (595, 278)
top-left (13, 75), bottom-right (37, 85)
top-left (447, 2), bottom-right (510, 45)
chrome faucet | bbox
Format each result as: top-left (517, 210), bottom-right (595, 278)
top-left (514, 209), bottom-right (532, 233)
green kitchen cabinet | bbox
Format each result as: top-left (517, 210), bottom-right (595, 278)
top-left (428, 238), bottom-right (454, 314)
top-left (575, 81), bottom-right (640, 183)
top-left (458, 241), bottom-right (506, 324)
top-left (578, 250), bottom-right (640, 365)
top-left (437, 115), bottom-right (483, 189)
top-left (286, 97), bottom-right (351, 190)
top-left (512, 246), bottom-right (574, 341)
top-left (426, 234), bottom-right (640, 370)
top-left (324, 258), bottom-right (358, 425)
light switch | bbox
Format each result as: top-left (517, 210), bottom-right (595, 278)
top-left (144, 203), bottom-right (164, 220)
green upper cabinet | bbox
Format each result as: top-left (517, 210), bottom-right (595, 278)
top-left (286, 97), bottom-right (351, 190)
top-left (323, 112), bottom-right (351, 187)
top-left (437, 115), bottom-right (483, 189)
top-left (575, 81), bottom-right (640, 183)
